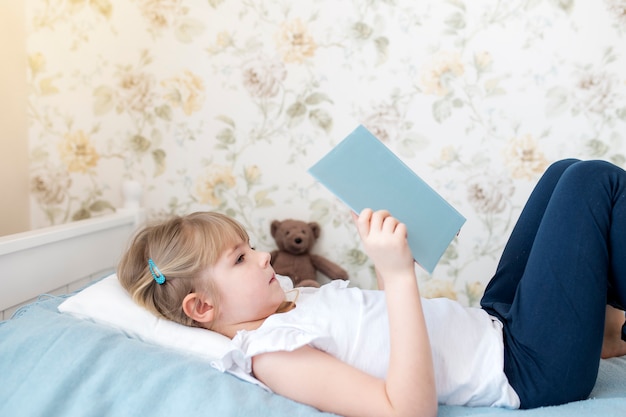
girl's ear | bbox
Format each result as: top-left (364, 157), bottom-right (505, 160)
top-left (182, 293), bottom-right (215, 324)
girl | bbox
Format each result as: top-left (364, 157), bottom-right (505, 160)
top-left (118, 159), bottom-right (626, 417)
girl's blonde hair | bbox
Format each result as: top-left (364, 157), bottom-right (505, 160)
top-left (117, 211), bottom-right (249, 328)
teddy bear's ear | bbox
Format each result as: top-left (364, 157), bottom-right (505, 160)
top-left (308, 222), bottom-right (321, 239)
top-left (270, 220), bottom-right (282, 238)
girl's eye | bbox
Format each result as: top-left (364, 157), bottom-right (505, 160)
top-left (236, 254), bottom-right (245, 264)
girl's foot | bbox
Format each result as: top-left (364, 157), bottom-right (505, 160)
top-left (601, 306), bottom-right (626, 359)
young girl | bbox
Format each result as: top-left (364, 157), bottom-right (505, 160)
top-left (118, 158), bottom-right (626, 417)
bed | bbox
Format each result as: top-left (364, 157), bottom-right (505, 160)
top-left (1, 197), bottom-right (625, 417)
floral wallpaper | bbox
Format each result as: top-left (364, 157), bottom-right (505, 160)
top-left (25, 0), bottom-right (626, 304)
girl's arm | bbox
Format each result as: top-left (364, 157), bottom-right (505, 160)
top-left (252, 209), bottom-right (437, 417)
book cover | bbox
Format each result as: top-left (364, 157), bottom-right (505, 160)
top-left (307, 125), bottom-right (465, 274)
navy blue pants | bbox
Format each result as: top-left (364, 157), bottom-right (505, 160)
top-left (480, 159), bottom-right (626, 408)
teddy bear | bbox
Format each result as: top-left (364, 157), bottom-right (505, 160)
top-left (270, 219), bottom-right (348, 287)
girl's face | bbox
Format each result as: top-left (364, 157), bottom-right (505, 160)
top-left (207, 238), bottom-right (285, 331)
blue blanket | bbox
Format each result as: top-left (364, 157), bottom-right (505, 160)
top-left (1, 296), bottom-right (624, 417)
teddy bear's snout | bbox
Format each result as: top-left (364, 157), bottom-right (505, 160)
top-left (287, 236), bottom-right (308, 253)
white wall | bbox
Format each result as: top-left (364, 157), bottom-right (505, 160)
top-left (0, 2), bottom-right (30, 235)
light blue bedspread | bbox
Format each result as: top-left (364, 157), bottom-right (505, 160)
top-left (1, 295), bottom-right (624, 417)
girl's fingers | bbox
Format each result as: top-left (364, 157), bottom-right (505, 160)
top-left (396, 222), bottom-right (407, 238)
top-left (356, 209), bottom-right (406, 239)
top-left (359, 208), bottom-right (373, 223)
top-left (382, 215), bottom-right (399, 233)
top-left (369, 209), bottom-right (390, 231)
top-left (355, 208), bottom-right (373, 239)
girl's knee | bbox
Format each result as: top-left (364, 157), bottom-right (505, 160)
top-left (564, 159), bottom-right (621, 178)
top-left (548, 158), bottom-right (580, 172)
top-left (560, 159), bottom-right (626, 192)
top-left (539, 159), bottom-right (580, 183)
top-left (544, 158), bottom-right (580, 176)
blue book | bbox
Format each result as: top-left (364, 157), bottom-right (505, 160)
top-left (308, 125), bottom-right (466, 274)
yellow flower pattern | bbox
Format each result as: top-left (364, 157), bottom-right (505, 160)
top-left (276, 18), bottom-right (317, 64)
top-left (504, 135), bottom-right (550, 180)
top-left (418, 51), bottom-right (465, 96)
top-left (162, 70), bottom-right (205, 115)
top-left (194, 166), bottom-right (237, 206)
top-left (58, 131), bottom-right (100, 174)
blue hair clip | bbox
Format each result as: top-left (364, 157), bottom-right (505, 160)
top-left (148, 258), bottom-right (166, 285)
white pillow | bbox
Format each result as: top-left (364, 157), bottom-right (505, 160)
top-left (58, 273), bottom-right (234, 361)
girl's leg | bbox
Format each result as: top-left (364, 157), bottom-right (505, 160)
top-left (481, 158), bottom-right (581, 316)
top-left (482, 160), bottom-right (626, 408)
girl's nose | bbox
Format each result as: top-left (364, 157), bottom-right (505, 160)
top-left (260, 250), bottom-right (271, 267)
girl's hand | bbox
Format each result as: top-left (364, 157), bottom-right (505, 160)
top-left (353, 209), bottom-right (414, 281)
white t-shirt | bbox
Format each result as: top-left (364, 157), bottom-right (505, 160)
top-left (214, 279), bottom-right (520, 408)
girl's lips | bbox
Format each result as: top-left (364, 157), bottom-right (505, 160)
top-left (269, 274), bottom-right (277, 284)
